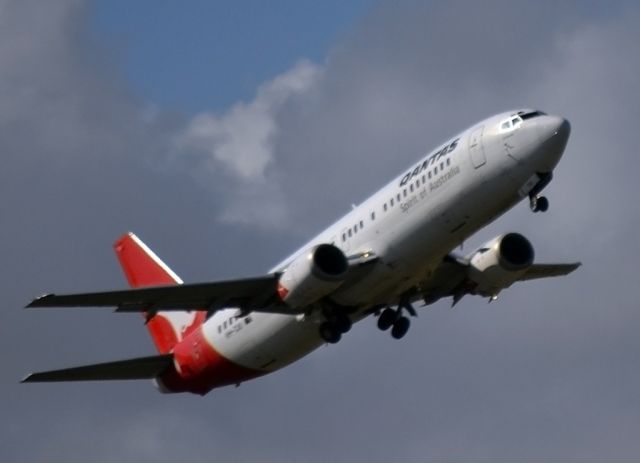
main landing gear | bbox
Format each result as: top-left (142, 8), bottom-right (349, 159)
top-left (529, 194), bottom-right (549, 213)
top-left (376, 300), bottom-right (417, 340)
top-left (319, 312), bottom-right (352, 344)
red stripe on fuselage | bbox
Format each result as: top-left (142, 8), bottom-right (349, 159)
top-left (159, 326), bottom-right (265, 395)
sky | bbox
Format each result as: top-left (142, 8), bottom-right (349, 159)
top-left (2, 0), bottom-right (640, 462)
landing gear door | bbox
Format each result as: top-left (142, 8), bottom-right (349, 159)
top-left (468, 126), bottom-right (486, 168)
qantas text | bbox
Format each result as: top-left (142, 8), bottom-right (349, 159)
top-left (399, 138), bottom-right (459, 187)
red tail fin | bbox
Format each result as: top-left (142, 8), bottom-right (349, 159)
top-left (114, 233), bottom-right (205, 354)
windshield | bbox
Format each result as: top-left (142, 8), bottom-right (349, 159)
top-left (499, 115), bottom-right (523, 132)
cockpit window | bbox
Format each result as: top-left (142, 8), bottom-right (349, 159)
top-left (520, 110), bottom-right (546, 120)
top-left (500, 114), bottom-right (522, 132)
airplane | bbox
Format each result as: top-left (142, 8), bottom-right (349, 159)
top-left (23, 109), bottom-right (580, 395)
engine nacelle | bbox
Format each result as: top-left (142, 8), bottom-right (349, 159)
top-left (277, 244), bottom-right (348, 309)
top-left (468, 233), bottom-right (534, 297)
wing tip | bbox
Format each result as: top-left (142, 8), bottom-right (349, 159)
top-left (21, 374), bottom-right (35, 383)
top-left (25, 293), bottom-right (56, 308)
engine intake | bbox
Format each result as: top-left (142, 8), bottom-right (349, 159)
top-left (311, 244), bottom-right (349, 279)
top-left (498, 233), bottom-right (535, 270)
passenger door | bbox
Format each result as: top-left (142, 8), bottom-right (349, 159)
top-left (468, 126), bottom-right (486, 168)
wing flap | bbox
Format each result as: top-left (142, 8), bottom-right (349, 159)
top-left (22, 354), bottom-right (174, 383)
top-left (26, 275), bottom-right (284, 313)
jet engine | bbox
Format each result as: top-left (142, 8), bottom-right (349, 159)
top-left (277, 244), bottom-right (349, 309)
top-left (468, 233), bottom-right (534, 297)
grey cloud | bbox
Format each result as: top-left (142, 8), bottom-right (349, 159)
top-left (2, 1), bottom-right (640, 462)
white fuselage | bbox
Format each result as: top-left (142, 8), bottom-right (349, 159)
top-left (202, 110), bottom-right (569, 375)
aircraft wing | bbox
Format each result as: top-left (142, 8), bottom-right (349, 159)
top-left (518, 263), bottom-right (581, 281)
top-left (26, 274), bottom-right (289, 314)
top-left (419, 255), bottom-right (581, 306)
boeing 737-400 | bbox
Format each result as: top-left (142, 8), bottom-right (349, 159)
top-left (23, 109), bottom-right (580, 395)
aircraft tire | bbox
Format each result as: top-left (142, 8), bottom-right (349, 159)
top-left (536, 196), bottom-right (549, 212)
top-left (377, 308), bottom-right (397, 331)
top-left (319, 322), bottom-right (341, 344)
top-left (391, 316), bottom-right (410, 339)
top-left (334, 313), bottom-right (352, 333)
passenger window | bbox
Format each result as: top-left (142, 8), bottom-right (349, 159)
top-left (434, 167), bottom-right (438, 175)
top-left (384, 203), bottom-right (388, 212)
top-left (440, 162), bottom-right (444, 170)
top-left (428, 171), bottom-right (432, 179)
top-left (218, 326), bottom-right (222, 334)
top-left (371, 212), bottom-right (375, 220)
top-left (245, 316), bottom-right (252, 325)
top-left (446, 158), bottom-right (451, 166)
top-left (422, 174), bottom-right (426, 183)
top-left (360, 220), bottom-right (364, 228)
top-left (403, 189), bottom-right (407, 197)
top-left (354, 224), bottom-right (358, 233)
top-left (410, 184), bottom-right (414, 192)
top-left (390, 198), bottom-right (394, 206)
top-left (397, 193), bottom-right (401, 202)
top-left (416, 179), bottom-right (420, 187)
top-left (223, 321), bottom-right (227, 329)
top-left (348, 229), bottom-right (352, 237)
top-left (342, 233), bottom-right (346, 242)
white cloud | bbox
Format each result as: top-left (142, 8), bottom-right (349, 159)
top-left (174, 60), bottom-right (321, 228)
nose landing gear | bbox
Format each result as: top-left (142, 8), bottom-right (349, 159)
top-left (527, 172), bottom-right (552, 213)
top-left (529, 194), bottom-right (549, 213)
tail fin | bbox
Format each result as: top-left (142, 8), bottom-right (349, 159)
top-left (114, 233), bottom-right (206, 354)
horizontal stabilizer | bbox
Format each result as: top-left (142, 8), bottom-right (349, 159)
top-left (22, 354), bottom-right (174, 383)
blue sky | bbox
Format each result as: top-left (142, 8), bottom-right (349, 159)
top-left (91, 0), bottom-right (378, 112)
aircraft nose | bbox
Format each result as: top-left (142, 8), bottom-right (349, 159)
top-left (533, 115), bottom-right (571, 171)
top-left (537, 115), bottom-right (571, 145)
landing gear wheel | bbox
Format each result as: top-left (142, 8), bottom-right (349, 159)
top-left (377, 308), bottom-right (397, 331)
top-left (530, 195), bottom-right (549, 213)
top-left (391, 316), bottom-right (410, 339)
top-left (334, 313), bottom-right (352, 333)
top-left (319, 322), bottom-right (341, 344)
top-left (536, 196), bottom-right (549, 212)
